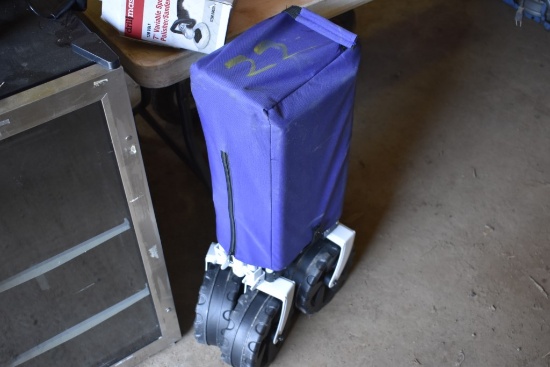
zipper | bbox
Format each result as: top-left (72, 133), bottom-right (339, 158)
top-left (221, 151), bottom-right (236, 256)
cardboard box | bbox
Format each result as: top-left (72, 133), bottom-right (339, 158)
top-left (100, 0), bottom-right (233, 54)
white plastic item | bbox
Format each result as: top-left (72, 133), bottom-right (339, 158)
top-left (100, 0), bottom-right (233, 54)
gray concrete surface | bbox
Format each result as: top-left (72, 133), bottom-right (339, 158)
top-left (135, 1), bottom-right (550, 366)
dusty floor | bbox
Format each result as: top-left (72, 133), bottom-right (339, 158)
top-left (134, 1), bottom-right (550, 366)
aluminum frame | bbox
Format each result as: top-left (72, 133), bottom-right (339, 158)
top-left (0, 63), bottom-right (181, 367)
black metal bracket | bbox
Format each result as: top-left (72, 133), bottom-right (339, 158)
top-left (71, 33), bottom-right (120, 70)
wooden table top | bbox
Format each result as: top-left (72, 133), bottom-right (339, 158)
top-left (83, 0), bottom-right (371, 88)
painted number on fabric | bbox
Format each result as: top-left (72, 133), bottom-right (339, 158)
top-left (225, 40), bottom-right (315, 77)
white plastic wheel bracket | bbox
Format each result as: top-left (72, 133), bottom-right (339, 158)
top-left (326, 223), bottom-right (356, 288)
top-left (256, 276), bottom-right (295, 344)
top-left (204, 242), bottom-right (230, 270)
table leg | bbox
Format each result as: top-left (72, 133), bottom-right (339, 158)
top-left (134, 84), bottom-right (212, 192)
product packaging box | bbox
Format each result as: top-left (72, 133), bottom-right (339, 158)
top-left (101, 0), bottom-right (234, 54)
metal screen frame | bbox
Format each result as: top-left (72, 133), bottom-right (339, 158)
top-left (0, 64), bottom-right (181, 367)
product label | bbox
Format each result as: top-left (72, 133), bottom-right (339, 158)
top-left (103, 0), bottom-right (233, 54)
top-left (124, 0), bottom-right (144, 38)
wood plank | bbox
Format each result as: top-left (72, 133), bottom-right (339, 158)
top-left (226, 0), bottom-right (320, 37)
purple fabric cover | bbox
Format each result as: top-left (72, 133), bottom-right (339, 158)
top-left (191, 8), bottom-right (360, 271)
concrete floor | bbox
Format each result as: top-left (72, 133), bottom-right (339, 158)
top-left (135, 1), bottom-right (550, 366)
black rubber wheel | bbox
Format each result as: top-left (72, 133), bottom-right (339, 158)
top-left (194, 263), bottom-right (243, 346)
top-left (221, 291), bottom-right (283, 367)
top-left (288, 238), bottom-right (353, 315)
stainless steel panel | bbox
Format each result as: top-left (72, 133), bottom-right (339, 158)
top-left (0, 64), bottom-right (181, 367)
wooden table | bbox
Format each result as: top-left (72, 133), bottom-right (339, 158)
top-left (83, 0), bottom-right (372, 89)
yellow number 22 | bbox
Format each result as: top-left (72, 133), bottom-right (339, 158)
top-left (225, 40), bottom-right (315, 77)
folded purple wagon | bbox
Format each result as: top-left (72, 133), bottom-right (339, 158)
top-left (191, 6), bottom-right (360, 367)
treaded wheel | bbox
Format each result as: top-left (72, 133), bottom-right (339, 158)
top-left (221, 291), bottom-right (283, 367)
top-left (289, 238), bottom-right (353, 315)
top-left (194, 263), bottom-right (243, 346)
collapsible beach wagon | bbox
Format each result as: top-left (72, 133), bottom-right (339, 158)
top-left (190, 6), bottom-right (361, 366)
